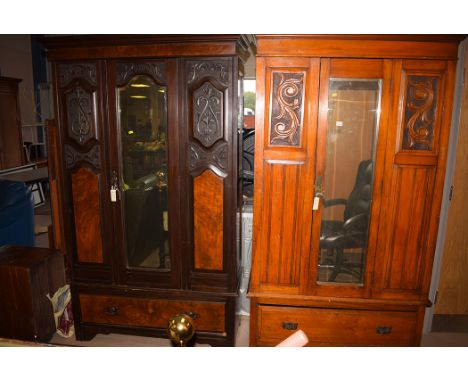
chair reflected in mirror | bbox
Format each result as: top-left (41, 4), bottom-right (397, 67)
top-left (319, 159), bottom-right (373, 283)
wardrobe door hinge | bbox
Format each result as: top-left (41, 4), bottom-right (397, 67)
top-left (449, 185), bottom-right (454, 201)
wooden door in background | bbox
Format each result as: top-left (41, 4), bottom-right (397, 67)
top-left (435, 45), bottom-right (468, 316)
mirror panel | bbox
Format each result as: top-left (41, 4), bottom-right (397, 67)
top-left (117, 75), bottom-right (169, 270)
top-left (317, 79), bottom-right (381, 284)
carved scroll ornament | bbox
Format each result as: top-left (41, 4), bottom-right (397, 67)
top-left (403, 76), bottom-right (439, 150)
top-left (270, 72), bottom-right (305, 146)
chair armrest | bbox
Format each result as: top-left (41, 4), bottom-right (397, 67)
top-left (343, 213), bottom-right (369, 232)
top-left (323, 198), bottom-right (347, 208)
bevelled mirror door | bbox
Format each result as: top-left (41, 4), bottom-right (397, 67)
top-left (317, 78), bottom-right (381, 284)
top-left (117, 74), bottom-right (170, 270)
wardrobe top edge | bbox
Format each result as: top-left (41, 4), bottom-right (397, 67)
top-left (42, 34), bottom-right (256, 61)
top-left (254, 34), bottom-right (466, 60)
top-left (255, 34), bottom-right (467, 43)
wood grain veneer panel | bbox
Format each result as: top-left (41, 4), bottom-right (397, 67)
top-left (71, 167), bottom-right (103, 263)
top-left (193, 169), bottom-right (224, 271)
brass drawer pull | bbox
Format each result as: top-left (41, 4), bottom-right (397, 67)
top-left (104, 306), bottom-right (120, 316)
top-left (282, 322), bottom-right (298, 330)
top-left (376, 326), bottom-right (392, 335)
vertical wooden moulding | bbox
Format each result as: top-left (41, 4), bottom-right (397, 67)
top-left (193, 169), bottom-right (224, 271)
top-left (71, 167), bottom-right (104, 263)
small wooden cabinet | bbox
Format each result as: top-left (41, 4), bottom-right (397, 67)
top-left (45, 35), bottom-right (254, 346)
top-left (0, 77), bottom-right (24, 169)
top-left (249, 35), bottom-right (463, 346)
top-left (0, 246), bottom-right (66, 342)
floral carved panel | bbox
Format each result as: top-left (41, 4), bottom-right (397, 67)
top-left (193, 82), bottom-right (224, 148)
top-left (269, 72), bottom-right (305, 146)
top-left (402, 75), bottom-right (439, 151)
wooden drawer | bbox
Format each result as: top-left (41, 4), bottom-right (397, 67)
top-left (79, 294), bottom-right (226, 333)
top-left (257, 305), bottom-right (418, 346)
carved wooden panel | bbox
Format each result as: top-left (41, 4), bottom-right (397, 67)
top-left (402, 75), bottom-right (439, 150)
top-left (63, 85), bottom-right (98, 146)
top-left (193, 82), bottom-right (224, 147)
top-left (116, 62), bottom-right (166, 86)
top-left (193, 169), bottom-right (224, 271)
top-left (380, 166), bottom-right (436, 292)
top-left (187, 61), bottom-right (229, 86)
top-left (59, 63), bottom-right (97, 87)
top-left (71, 167), bottom-right (104, 263)
top-left (269, 71), bottom-right (305, 146)
top-left (64, 144), bottom-right (101, 169)
top-left (188, 142), bottom-right (228, 176)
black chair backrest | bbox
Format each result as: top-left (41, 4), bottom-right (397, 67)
top-left (344, 159), bottom-right (373, 222)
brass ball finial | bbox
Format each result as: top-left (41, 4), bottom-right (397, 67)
top-left (167, 313), bottom-right (195, 346)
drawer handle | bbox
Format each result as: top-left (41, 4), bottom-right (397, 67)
top-left (183, 311), bottom-right (199, 319)
top-left (104, 306), bottom-right (120, 316)
top-left (376, 326), bottom-right (392, 335)
top-left (282, 322), bottom-right (298, 331)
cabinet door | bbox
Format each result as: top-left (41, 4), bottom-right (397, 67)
top-left (250, 57), bottom-right (320, 295)
top-left (372, 59), bottom-right (456, 300)
top-left (107, 60), bottom-right (182, 288)
top-left (307, 59), bottom-right (389, 298)
top-left (180, 57), bottom-right (239, 293)
top-left (55, 61), bottom-right (113, 282)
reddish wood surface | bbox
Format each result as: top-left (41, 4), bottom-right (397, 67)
top-left (255, 35), bottom-right (462, 60)
top-left (71, 167), bottom-right (103, 263)
top-left (256, 305), bottom-right (418, 346)
top-left (373, 59), bottom-right (456, 300)
top-left (79, 294), bottom-right (226, 332)
top-left (249, 35), bottom-right (460, 347)
top-left (251, 57), bottom-right (319, 296)
top-left (193, 170), bottom-right (224, 271)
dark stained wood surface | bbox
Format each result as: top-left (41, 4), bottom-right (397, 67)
top-left (47, 35), bottom-right (250, 346)
top-left (79, 294), bottom-right (226, 333)
top-left (0, 246), bottom-right (66, 342)
top-left (0, 77), bottom-right (24, 169)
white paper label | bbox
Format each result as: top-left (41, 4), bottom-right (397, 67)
top-left (110, 189), bottom-right (117, 202)
top-left (313, 196), bottom-right (320, 211)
